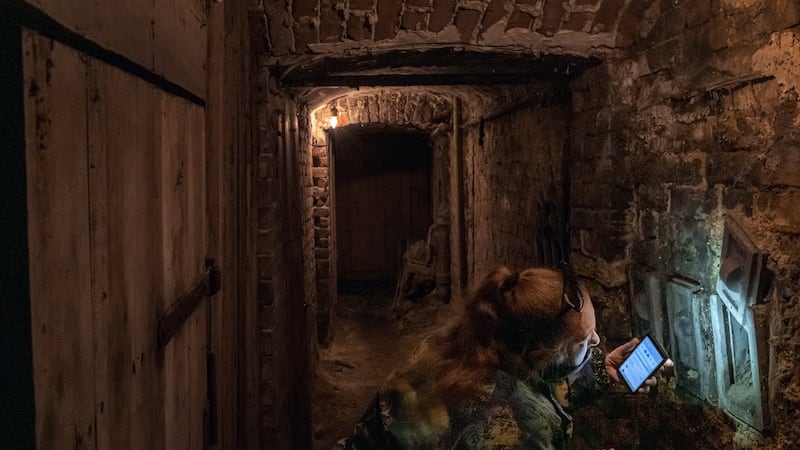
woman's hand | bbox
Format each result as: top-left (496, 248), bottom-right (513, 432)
top-left (604, 337), bottom-right (673, 393)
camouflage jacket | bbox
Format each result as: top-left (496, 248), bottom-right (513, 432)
top-left (339, 350), bottom-right (610, 450)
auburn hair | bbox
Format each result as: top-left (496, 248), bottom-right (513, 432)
top-left (400, 265), bottom-right (586, 402)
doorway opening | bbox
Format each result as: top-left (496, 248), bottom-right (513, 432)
top-left (311, 124), bottom-right (452, 450)
top-left (334, 125), bottom-right (433, 290)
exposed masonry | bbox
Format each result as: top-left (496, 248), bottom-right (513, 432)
top-left (261, 0), bottom-right (651, 56)
top-left (254, 0), bottom-right (800, 446)
top-left (309, 90), bottom-right (452, 345)
top-left (254, 80), bottom-right (283, 443)
top-left (567, 1), bottom-right (800, 447)
top-left (255, 63), bottom-right (317, 445)
top-left (462, 85), bottom-right (571, 282)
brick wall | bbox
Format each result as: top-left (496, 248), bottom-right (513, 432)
top-left (309, 89), bottom-right (451, 344)
top-left (569, 1), bottom-right (800, 447)
top-left (254, 65), bottom-right (284, 446)
top-left (462, 82), bottom-right (571, 280)
top-left (255, 63), bottom-right (314, 449)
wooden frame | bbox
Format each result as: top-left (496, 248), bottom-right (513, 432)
top-left (716, 216), bottom-right (766, 326)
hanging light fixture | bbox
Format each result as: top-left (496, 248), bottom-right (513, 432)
top-left (328, 104), bottom-right (338, 129)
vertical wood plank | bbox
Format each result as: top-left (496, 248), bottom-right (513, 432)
top-left (161, 92), bottom-right (190, 450)
top-left (385, 172), bottom-right (397, 276)
top-left (189, 312), bottom-right (207, 449)
top-left (186, 100), bottom-right (208, 450)
top-left (450, 97), bottom-right (466, 296)
top-left (359, 176), bottom-right (372, 276)
top-left (86, 58), bottom-right (119, 450)
top-left (126, 78), bottom-right (166, 450)
top-left (153, 0), bottom-right (208, 98)
top-left (336, 180), bottom-right (350, 280)
top-left (160, 92), bottom-right (208, 450)
top-left (187, 96), bottom-right (208, 285)
top-left (375, 173), bottom-right (388, 276)
top-left (22, 31), bottom-right (96, 450)
top-left (205, 1), bottom-right (236, 445)
top-left (89, 60), bottom-right (167, 450)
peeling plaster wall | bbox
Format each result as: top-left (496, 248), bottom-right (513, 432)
top-left (463, 81), bottom-right (571, 279)
top-left (569, 0), bottom-right (800, 447)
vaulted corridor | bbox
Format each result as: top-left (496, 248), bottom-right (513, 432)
top-left (3, 1), bottom-right (800, 449)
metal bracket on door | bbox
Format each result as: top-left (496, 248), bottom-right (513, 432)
top-left (157, 258), bottom-right (222, 349)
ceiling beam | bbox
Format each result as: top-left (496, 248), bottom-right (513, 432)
top-left (282, 73), bottom-right (572, 88)
top-left (276, 48), bottom-right (601, 88)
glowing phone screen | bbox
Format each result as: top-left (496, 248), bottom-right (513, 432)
top-left (618, 335), bottom-right (667, 392)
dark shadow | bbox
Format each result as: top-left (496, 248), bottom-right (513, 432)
top-left (333, 125), bottom-right (433, 288)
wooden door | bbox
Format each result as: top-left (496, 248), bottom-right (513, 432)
top-left (23, 30), bottom-right (209, 449)
top-left (335, 128), bottom-right (432, 282)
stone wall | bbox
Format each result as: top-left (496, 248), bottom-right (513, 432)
top-left (462, 82), bottom-right (571, 280)
top-left (310, 118), bottom-right (333, 345)
top-left (569, 0), bottom-right (800, 447)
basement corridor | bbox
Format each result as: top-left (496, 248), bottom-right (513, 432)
top-left (3, 1), bottom-right (800, 449)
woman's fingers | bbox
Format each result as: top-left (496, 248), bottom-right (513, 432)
top-left (617, 337), bottom-right (640, 357)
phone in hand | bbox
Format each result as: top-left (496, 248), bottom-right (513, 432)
top-left (618, 335), bottom-right (670, 392)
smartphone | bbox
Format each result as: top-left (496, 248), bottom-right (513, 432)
top-left (618, 335), bottom-right (669, 392)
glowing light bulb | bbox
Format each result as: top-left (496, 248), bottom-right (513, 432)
top-left (329, 106), bottom-right (338, 129)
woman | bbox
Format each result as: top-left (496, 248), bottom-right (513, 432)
top-left (340, 265), bottom-right (667, 450)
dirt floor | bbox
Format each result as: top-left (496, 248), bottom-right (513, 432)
top-left (311, 282), bottom-right (454, 450)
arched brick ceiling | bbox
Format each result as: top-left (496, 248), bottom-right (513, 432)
top-left (263, 0), bottom-right (655, 61)
top-left (261, 0), bottom-right (658, 89)
top-left (302, 83), bottom-right (567, 128)
top-left (309, 89), bottom-right (453, 138)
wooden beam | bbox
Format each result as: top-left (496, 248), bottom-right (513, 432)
top-left (277, 49), bottom-right (601, 88)
top-left (282, 73), bottom-right (550, 88)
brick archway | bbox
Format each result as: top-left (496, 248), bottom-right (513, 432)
top-left (309, 90), bottom-right (453, 345)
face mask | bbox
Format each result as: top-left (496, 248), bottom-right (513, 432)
top-left (541, 347), bottom-right (593, 381)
